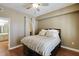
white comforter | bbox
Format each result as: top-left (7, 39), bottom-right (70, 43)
top-left (21, 35), bottom-right (61, 56)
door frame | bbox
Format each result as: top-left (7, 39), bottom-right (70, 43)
top-left (0, 17), bottom-right (10, 50)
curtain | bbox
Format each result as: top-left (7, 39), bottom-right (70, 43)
top-left (32, 18), bottom-right (35, 35)
top-left (32, 18), bottom-right (38, 35)
top-left (24, 16), bottom-right (38, 36)
top-left (24, 16), bottom-right (31, 36)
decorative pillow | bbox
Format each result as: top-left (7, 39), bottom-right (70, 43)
top-left (46, 30), bottom-right (59, 37)
top-left (39, 29), bottom-right (47, 36)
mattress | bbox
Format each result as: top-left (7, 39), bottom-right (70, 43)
top-left (21, 35), bottom-right (61, 56)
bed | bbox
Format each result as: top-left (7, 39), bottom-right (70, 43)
top-left (21, 28), bottom-right (61, 56)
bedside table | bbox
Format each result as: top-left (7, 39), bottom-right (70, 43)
top-left (30, 32), bottom-right (32, 35)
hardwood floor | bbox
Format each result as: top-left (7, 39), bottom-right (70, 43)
top-left (0, 41), bottom-right (23, 56)
top-left (0, 41), bottom-right (79, 56)
top-left (56, 48), bottom-right (79, 56)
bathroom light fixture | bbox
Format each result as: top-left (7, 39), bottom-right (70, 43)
top-left (0, 19), bottom-right (8, 23)
top-left (0, 19), bottom-right (8, 26)
top-left (0, 23), bottom-right (5, 26)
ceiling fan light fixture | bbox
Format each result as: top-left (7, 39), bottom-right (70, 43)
top-left (32, 3), bottom-right (39, 8)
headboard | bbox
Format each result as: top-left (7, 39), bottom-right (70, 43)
top-left (45, 28), bottom-right (61, 39)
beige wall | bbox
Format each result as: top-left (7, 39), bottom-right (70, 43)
top-left (37, 4), bottom-right (79, 50)
top-left (0, 5), bottom-right (31, 48)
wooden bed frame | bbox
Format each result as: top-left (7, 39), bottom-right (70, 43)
top-left (22, 28), bottom-right (61, 56)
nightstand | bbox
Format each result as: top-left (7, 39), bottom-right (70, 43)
top-left (30, 32), bottom-right (32, 35)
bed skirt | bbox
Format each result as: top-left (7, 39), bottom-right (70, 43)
top-left (23, 42), bottom-right (61, 56)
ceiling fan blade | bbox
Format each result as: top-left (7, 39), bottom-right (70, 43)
top-left (38, 3), bottom-right (49, 6)
top-left (24, 3), bottom-right (32, 9)
top-left (24, 3), bottom-right (49, 10)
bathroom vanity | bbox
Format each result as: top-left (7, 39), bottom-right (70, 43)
top-left (0, 33), bottom-right (8, 41)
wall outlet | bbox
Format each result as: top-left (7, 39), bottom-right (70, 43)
top-left (72, 42), bottom-right (74, 45)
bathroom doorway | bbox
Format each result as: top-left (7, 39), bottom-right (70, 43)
top-left (0, 17), bottom-right (10, 51)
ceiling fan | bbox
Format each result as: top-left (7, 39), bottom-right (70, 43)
top-left (24, 3), bottom-right (49, 11)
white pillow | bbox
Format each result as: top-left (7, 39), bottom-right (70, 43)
top-left (39, 29), bottom-right (47, 36)
top-left (46, 30), bottom-right (59, 37)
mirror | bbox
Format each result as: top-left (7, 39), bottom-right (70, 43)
top-left (0, 19), bottom-right (8, 33)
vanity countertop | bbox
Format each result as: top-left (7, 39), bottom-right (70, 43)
top-left (0, 33), bottom-right (8, 35)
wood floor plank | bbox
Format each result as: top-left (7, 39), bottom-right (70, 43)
top-left (0, 41), bottom-right (79, 56)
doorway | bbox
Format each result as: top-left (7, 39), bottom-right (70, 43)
top-left (0, 17), bottom-right (10, 51)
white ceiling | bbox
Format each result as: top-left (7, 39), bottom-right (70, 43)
top-left (0, 3), bottom-right (74, 17)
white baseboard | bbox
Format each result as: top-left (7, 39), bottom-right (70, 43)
top-left (8, 44), bottom-right (79, 52)
top-left (61, 45), bottom-right (79, 52)
top-left (9, 44), bottom-right (23, 50)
